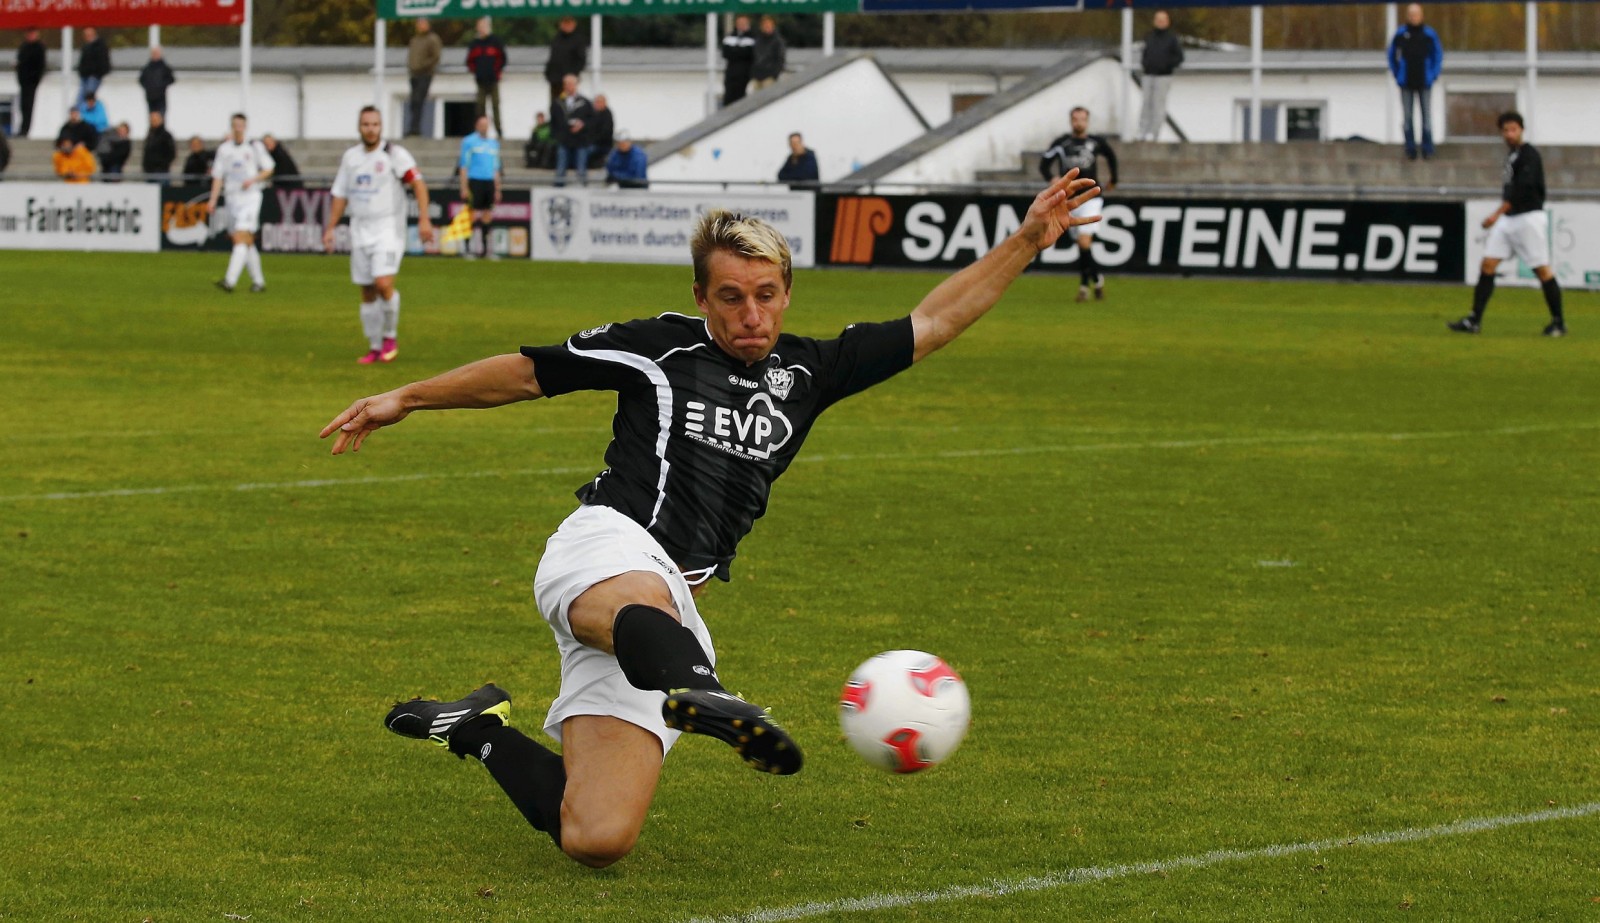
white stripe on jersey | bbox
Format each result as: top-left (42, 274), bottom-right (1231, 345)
top-left (564, 342), bottom-right (706, 529)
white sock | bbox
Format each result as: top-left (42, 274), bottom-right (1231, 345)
top-left (381, 292), bottom-right (400, 340)
top-left (245, 246), bottom-right (265, 287)
top-left (225, 245), bottom-right (247, 286)
top-left (359, 299), bottom-right (383, 350)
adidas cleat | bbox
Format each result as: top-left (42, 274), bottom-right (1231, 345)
top-left (213, 279), bottom-right (235, 294)
top-left (1447, 316), bottom-right (1481, 334)
top-left (385, 683), bottom-right (511, 750)
top-left (1543, 321), bottom-right (1567, 338)
top-left (663, 688), bottom-right (802, 776)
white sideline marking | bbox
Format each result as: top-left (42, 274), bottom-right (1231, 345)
top-left (1, 421), bottom-right (1594, 505)
top-left (685, 801), bottom-right (1600, 923)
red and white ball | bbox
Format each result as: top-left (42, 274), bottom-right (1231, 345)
top-left (838, 650), bottom-right (970, 773)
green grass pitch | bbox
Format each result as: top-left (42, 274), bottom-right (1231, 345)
top-left (1, 250), bottom-right (1596, 921)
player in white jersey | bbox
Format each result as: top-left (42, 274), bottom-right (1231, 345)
top-left (324, 106), bottom-right (437, 364)
top-left (207, 113), bottom-right (275, 293)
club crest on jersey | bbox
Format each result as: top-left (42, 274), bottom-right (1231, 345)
top-left (764, 366), bottom-right (794, 400)
top-left (578, 323), bottom-right (612, 339)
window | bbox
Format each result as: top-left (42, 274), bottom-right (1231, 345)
top-left (1237, 101), bottom-right (1325, 143)
top-left (1446, 91), bottom-right (1516, 139)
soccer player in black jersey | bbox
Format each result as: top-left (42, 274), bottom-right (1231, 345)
top-left (320, 172), bottom-right (1101, 868)
top-left (1448, 111), bottom-right (1565, 337)
top-left (1041, 107), bottom-right (1118, 302)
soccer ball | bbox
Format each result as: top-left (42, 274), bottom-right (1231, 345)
top-left (838, 650), bottom-right (970, 773)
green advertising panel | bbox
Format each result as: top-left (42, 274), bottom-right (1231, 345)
top-left (379, 0), bottom-right (856, 19)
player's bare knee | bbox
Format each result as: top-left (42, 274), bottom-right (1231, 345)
top-left (561, 821), bottom-right (638, 868)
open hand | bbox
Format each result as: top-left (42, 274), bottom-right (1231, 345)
top-left (319, 391), bottom-right (409, 455)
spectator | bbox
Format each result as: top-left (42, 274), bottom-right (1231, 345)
top-left (751, 16), bottom-right (786, 91)
top-left (720, 14), bottom-right (755, 106)
top-left (1138, 10), bottom-right (1184, 142)
top-left (586, 93), bottom-right (614, 170)
top-left (181, 135), bottom-right (213, 182)
top-left (605, 131), bottom-right (648, 189)
top-left (139, 47), bottom-right (176, 117)
top-left (81, 92), bottom-right (109, 136)
top-left (0, 130), bottom-right (10, 177)
top-left (457, 114), bottom-right (502, 259)
top-left (407, 18), bottom-right (442, 136)
top-left (16, 28), bottom-right (47, 138)
top-left (143, 111), bottom-right (177, 179)
top-left (77, 26), bottom-right (111, 107)
top-left (544, 16), bottom-right (586, 110)
top-left (102, 122), bottom-right (132, 178)
top-left (776, 131), bottom-right (818, 187)
top-left (466, 17), bottom-right (507, 139)
top-left (550, 72), bottom-right (594, 187)
top-left (58, 107), bottom-right (99, 151)
top-left (1388, 3), bottom-right (1444, 161)
top-left (262, 134), bottom-right (302, 189)
top-left (524, 111), bottom-right (555, 169)
top-left (54, 138), bottom-right (96, 183)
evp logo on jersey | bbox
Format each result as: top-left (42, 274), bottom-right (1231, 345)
top-left (683, 393), bottom-right (793, 461)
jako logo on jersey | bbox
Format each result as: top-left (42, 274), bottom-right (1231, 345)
top-left (579, 324), bottom-right (612, 339)
top-left (684, 393), bottom-right (793, 460)
top-left (728, 374), bottom-right (761, 389)
top-left (763, 366), bottom-right (794, 400)
top-left (830, 196), bottom-right (893, 264)
top-left (542, 195), bottom-right (577, 253)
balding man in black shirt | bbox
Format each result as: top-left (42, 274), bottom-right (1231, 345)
top-left (1449, 111), bottom-right (1564, 337)
top-left (321, 172), bottom-right (1101, 868)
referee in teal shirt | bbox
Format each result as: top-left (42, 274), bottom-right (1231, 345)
top-left (457, 114), bottom-right (502, 259)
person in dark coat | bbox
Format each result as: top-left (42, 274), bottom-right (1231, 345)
top-left (466, 17), bottom-right (508, 138)
top-left (58, 107), bottom-right (99, 151)
top-left (720, 15), bottom-right (755, 106)
top-left (262, 135), bottom-right (302, 189)
top-left (101, 122), bottom-right (132, 178)
top-left (750, 16), bottom-right (786, 91)
top-left (544, 16), bottom-right (586, 110)
top-left (181, 135), bottom-right (213, 182)
top-left (776, 132), bottom-right (818, 187)
top-left (16, 28), bottom-right (47, 138)
top-left (1387, 3), bottom-right (1444, 160)
top-left (585, 94), bottom-right (614, 170)
top-left (550, 73), bottom-right (594, 187)
top-left (77, 26), bottom-right (111, 106)
top-left (0, 130), bottom-right (11, 177)
top-left (1138, 10), bottom-right (1184, 141)
top-left (139, 47), bottom-right (177, 116)
top-left (143, 111), bottom-right (177, 179)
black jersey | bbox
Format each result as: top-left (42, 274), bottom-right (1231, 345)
top-left (1501, 143), bottom-right (1546, 215)
top-left (523, 312), bottom-right (915, 582)
top-left (1040, 133), bottom-right (1118, 186)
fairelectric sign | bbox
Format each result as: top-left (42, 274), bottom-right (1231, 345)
top-left (821, 193), bottom-right (1465, 281)
top-left (0, 183), bottom-right (161, 253)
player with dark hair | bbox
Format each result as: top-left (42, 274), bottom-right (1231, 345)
top-left (324, 106), bottom-right (436, 364)
top-left (208, 113), bottom-right (273, 293)
top-left (1041, 107), bottom-right (1118, 302)
top-left (1449, 111), bottom-right (1565, 337)
top-left (319, 172), bottom-right (1101, 869)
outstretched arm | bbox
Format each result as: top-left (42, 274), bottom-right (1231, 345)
top-left (319, 353), bottom-right (543, 455)
top-left (909, 171), bottom-right (1099, 363)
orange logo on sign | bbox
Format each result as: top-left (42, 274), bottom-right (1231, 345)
top-left (830, 197), bottom-right (893, 265)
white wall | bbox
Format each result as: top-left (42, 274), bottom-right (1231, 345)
top-left (877, 58), bottom-right (1125, 187)
top-left (649, 57), bottom-right (928, 184)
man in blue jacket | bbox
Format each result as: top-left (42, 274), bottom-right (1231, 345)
top-left (605, 131), bottom-right (648, 189)
top-left (1388, 4), bottom-right (1443, 161)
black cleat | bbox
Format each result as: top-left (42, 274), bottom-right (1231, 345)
top-left (213, 279), bottom-right (234, 293)
top-left (1093, 278), bottom-right (1106, 301)
top-left (1543, 321), bottom-right (1567, 338)
top-left (385, 683), bottom-right (511, 751)
top-left (663, 689), bottom-right (802, 775)
top-left (1447, 316), bottom-right (1481, 334)
top-left (248, 283), bottom-right (266, 293)
top-left (1075, 285), bottom-right (1089, 303)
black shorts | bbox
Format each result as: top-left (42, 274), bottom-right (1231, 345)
top-left (468, 179), bottom-right (496, 212)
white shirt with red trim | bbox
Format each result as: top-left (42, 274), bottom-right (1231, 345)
top-left (331, 141), bottom-right (421, 249)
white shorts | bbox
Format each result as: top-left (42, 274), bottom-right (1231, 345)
top-left (351, 241), bottom-right (403, 285)
top-left (1070, 195), bottom-right (1104, 239)
top-left (1484, 210), bottom-right (1550, 267)
top-left (227, 192), bottom-right (262, 234)
top-left (533, 504), bottom-right (715, 754)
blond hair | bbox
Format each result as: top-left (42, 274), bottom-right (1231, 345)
top-left (691, 209), bottom-right (792, 291)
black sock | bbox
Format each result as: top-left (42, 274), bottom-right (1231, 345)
top-left (1541, 276), bottom-right (1564, 323)
top-left (452, 717), bottom-right (565, 848)
top-left (612, 604), bottom-right (722, 693)
top-left (1079, 245), bottom-right (1096, 285)
top-left (1471, 273), bottom-right (1496, 321)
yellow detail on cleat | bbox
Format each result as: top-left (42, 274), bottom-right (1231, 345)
top-left (666, 698), bottom-right (678, 709)
top-left (776, 741), bottom-right (788, 750)
top-left (732, 719), bottom-right (743, 729)
top-left (683, 723), bottom-right (695, 733)
top-left (686, 706), bottom-right (698, 717)
top-left (752, 726), bottom-right (765, 736)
